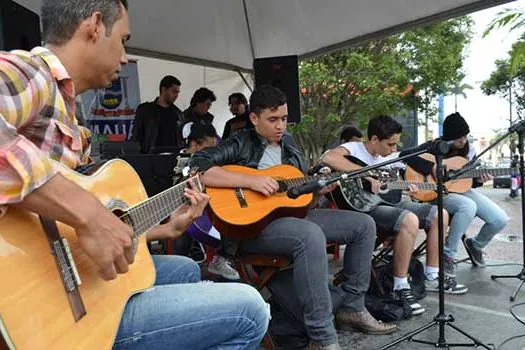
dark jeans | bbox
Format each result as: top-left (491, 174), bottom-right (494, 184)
top-left (243, 209), bottom-right (376, 344)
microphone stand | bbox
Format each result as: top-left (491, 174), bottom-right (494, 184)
top-left (491, 119), bottom-right (525, 302)
top-left (380, 140), bottom-right (491, 350)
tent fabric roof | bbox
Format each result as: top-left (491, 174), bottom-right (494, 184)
top-left (18, 0), bottom-right (514, 72)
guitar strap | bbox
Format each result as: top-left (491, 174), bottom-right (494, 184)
top-left (39, 216), bottom-right (87, 322)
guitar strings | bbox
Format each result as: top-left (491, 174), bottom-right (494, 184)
top-left (116, 176), bottom-right (201, 235)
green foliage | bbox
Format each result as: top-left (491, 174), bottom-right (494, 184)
top-left (448, 72), bottom-right (473, 112)
top-left (481, 58), bottom-right (525, 117)
top-left (484, 8), bottom-right (525, 37)
top-left (292, 17), bottom-right (474, 164)
top-left (484, 7), bottom-right (525, 74)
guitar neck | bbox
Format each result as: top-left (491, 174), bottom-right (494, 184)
top-left (124, 176), bottom-right (202, 237)
top-left (385, 181), bottom-right (437, 191)
top-left (283, 170), bottom-right (375, 189)
top-left (458, 167), bottom-right (516, 179)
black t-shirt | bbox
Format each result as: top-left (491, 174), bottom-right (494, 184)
top-left (155, 104), bottom-right (180, 148)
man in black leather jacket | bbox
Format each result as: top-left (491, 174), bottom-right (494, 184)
top-left (132, 75), bottom-right (185, 153)
top-left (191, 85), bottom-right (397, 349)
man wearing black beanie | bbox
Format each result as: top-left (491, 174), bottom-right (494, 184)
top-left (403, 112), bottom-right (509, 283)
top-left (442, 112), bottom-right (470, 142)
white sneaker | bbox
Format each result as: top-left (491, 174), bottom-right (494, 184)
top-left (207, 255), bottom-right (240, 280)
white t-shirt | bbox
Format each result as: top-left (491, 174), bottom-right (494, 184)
top-left (340, 141), bottom-right (403, 169)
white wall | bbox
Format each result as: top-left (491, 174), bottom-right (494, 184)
top-left (129, 55), bottom-right (253, 137)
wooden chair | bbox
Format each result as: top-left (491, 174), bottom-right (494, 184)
top-left (234, 241), bottom-right (340, 349)
top-left (234, 251), bottom-right (291, 350)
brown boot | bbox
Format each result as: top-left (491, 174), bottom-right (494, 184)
top-left (335, 309), bottom-right (397, 335)
top-left (308, 342), bottom-right (343, 350)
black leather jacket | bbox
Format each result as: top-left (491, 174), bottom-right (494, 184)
top-left (132, 99), bottom-right (185, 153)
top-left (190, 128), bottom-right (307, 173)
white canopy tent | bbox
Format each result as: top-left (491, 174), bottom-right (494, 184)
top-left (14, 0), bottom-right (516, 134)
top-left (17, 0), bottom-right (514, 73)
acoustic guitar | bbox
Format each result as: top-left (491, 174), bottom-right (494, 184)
top-left (0, 159), bottom-right (201, 349)
top-left (329, 156), bottom-right (437, 212)
top-left (405, 153), bottom-right (518, 202)
top-left (205, 164), bottom-right (377, 239)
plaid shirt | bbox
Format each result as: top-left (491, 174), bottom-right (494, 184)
top-left (0, 47), bottom-right (91, 204)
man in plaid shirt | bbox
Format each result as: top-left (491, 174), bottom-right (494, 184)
top-left (0, 1), bottom-right (269, 349)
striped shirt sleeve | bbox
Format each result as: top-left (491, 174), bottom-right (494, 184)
top-left (0, 54), bottom-right (58, 204)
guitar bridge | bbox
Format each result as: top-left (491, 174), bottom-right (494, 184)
top-left (53, 239), bottom-right (81, 292)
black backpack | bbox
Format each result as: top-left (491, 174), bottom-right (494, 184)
top-left (366, 256), bottom-right (427, 321)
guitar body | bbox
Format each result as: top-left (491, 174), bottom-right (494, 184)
top-left (330, 178), bottom-right (384, 212)
top-left (206, 164), bottom-right (313, 239)
top-left (0, 159), bottom-right (155, 349)
top-left (329, 156), bottom-right (401, 212)
top-left (406, 154), bottom-right (472, 202)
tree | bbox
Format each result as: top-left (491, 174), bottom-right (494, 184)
top-left (294, 44), bottom-right (412, 163)
top-left (484, 7), bottom-right (525, 74)
top-left (397, 17), bottom-right (473, 138)
top-left (448, 72), bottom-right (473, 112)
top-left (480, 59), bottom-right (525, 122)
top-left (291, 17), bottom-right (473, 164)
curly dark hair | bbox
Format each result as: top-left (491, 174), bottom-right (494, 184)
top-left (249, 85), bottom-right (287, 115)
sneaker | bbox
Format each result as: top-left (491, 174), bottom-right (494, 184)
top-left (425, 275), bottom-right (468, 295)
top-left (392, 288), bottom-right (426, 316)
top-left (207, 255), bottom-right (240, 280)
top-left (444, 255), bottom-right (456, 277)
top-left (463, 237), bottom-right (486, 267)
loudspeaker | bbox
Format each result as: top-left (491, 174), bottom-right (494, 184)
top-left (254, 55), bottom-right (301, 123)
top-left (0, 0), bottom-right (41, 51)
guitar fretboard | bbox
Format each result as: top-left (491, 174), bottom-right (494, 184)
top-left (281, 170), bottom-right (376, 189)
top-left (121, 176), bottom-right (202, 237)
top-left (384, 181), bottom-right (437, 191)
top-left (458, 167), bottom-right (516, 179)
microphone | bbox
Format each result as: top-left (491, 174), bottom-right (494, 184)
top-left (287, 179), bottom-right (327, 199)
top-left (509, 119), bottom-right (525, 133)
top-left (427, 139), bottom-right (454, 155)
top-left (401, 139), bottom-right (455, 156)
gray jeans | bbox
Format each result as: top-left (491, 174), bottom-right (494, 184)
top-left (242, 209), bottom-right (376, 344)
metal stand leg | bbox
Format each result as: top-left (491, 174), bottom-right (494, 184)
top-left (380, 144), bottom-right (491, 350)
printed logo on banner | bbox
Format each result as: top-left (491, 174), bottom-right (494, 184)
top-left (80, 61), bottom-right (140, 141)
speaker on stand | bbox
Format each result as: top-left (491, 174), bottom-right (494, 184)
top-left (253, 55), bottom-right (301, 124)
top-left (0, 0), bottom-right (41, 51)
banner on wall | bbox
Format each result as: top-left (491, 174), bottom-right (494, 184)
top-left (80, 59), bottom-right (140, 141)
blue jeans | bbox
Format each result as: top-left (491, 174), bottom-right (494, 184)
top-left (114, 255), bottom-right (269, 349)
top-left (441, 190), bottom-right (509, 259)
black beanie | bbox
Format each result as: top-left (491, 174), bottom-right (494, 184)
top-left (442, 112), bottom-right (470, 141)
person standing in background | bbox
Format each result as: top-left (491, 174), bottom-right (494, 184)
top-left (132, 75), bottom-right (185, 153)
top-left (222, 92), bottom-right (253, 139)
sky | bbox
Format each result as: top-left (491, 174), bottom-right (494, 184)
top-left (438, 1), bottom-right (524, 139)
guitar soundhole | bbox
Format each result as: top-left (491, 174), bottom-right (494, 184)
top-left (113, 208), bottom-right (139, 254)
